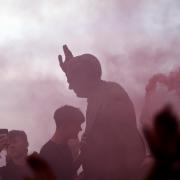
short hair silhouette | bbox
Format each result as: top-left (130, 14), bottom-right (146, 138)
top-left (54, 105), bottom-right (85, 128)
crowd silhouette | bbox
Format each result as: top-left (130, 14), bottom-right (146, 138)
top-left (0, 45), bottom-right (179, 180)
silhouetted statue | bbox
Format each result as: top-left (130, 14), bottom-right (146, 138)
top-left (58, 45), bottom-right (145, 180)
top-left (144, 105), bottom-right (180, 180)
top-left (40, 105), bottom-right (85, 180)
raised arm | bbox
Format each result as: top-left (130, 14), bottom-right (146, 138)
top-left (58, 45), bottom-right (74, 74)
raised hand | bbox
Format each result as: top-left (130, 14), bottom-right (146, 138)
top-left (58, 45), bottom-right (74, 73)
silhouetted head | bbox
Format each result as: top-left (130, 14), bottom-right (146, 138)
top-left (144, 106), bottom-right (180, 179)
top-left (144, 105), bottom-right (179, 161)
top-left (54, 105), bottom-right (85, 139)
top-left (154, 105), bottom-right (178, 140)
top-left (7, 130), bottom-right (28, 160)
top-left (59, 45), bottom-right (102, 97)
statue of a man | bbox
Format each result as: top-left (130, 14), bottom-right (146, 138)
top-left (58, 45), bottom-right (145, 180)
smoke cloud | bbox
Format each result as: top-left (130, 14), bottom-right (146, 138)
top-left (0, 0), bottom-right (180, 153)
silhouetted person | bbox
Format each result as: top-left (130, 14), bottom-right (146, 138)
top-left (139, 72), bottom-right (180, 174)
top-left (40, 105), bottom-right (85, 180)
top-left (0, 130), bottom-right (31, 180)
top-left (144, 105), bottom-right (180, 180)
top-left (58, 45), bottom-right (145, 180)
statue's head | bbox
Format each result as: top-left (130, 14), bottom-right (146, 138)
top-left (59, 45), bottom-right (102, 97)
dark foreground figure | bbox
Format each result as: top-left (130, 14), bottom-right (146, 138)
top-left (144, 105), bottom-right (180, 180)
top-left (58, 45), bottom-right (145, 180)
top-left (25, 153), bottom-right (56, 180)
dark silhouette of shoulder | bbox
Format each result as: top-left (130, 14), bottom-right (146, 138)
top-left (40, 140), bottom-right (74, 180)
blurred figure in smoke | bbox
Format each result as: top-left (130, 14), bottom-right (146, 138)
top-left (144, 105), bottom-right (180, 180)
top-left (40, 105), bottom-right (85, 180)
top-left (58, 45), bottom-right (145, 180)
top-left (25, 152), bottom-right (56, 180)
top-left (0, 130), bottom-right (31, 180)
top-left (140, 69), bottom-right (180, 157)
top-left (140, 73), bottom-right (168, 157)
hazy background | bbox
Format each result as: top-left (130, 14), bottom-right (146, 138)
top-left (1, 0), bottom-right (180, 152)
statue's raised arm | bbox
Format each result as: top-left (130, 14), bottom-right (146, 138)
top-left (58, 45), bottom-right (74, 74)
